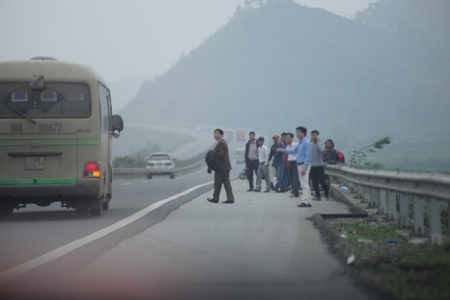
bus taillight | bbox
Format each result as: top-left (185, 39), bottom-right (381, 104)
top-left (84, 162), bottom-right (101, 178)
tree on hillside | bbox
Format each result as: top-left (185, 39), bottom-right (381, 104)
top-left (349, 137), bottom-right (391, 169)
top-left (244, 0), bottom-right (293, 8)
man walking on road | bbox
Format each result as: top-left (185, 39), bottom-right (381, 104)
top-left (310, 130), bottom-right (330, 201)
top-left (253, 137), bottom-right (271, 193)
top-left (207, 129), bottom-right (235, 204)
top-left (244, 131), bottom-right (259, 191)
top-left (277, 126), bottom-right (312, 207)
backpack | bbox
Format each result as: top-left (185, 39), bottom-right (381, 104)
top-left (336, 150), bottom-right (345, 163)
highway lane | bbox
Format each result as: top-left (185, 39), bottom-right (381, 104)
top-left (0, 130), bottom-right (383, 299)
top-left (0, 179), bottom-right (382, 300)
top-left (0, 132), bottom-right (254, 276)
top-left (0, 133), bottom-right (247, 294)
top-left (0, 169), bottom-right (215, 273)
top-left (0, 148), bottom-right (244, 274)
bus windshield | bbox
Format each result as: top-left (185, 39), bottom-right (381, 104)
top-left (0, 83), bottom-right (91, 118)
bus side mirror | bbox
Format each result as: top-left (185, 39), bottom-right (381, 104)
top-left (112, 115), bottom-right (124, 138)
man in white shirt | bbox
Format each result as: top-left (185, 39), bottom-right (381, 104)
top-left (245, 132), bottom-right (259, 191)
top-left (285, 133), bottom-right (299, 198)
top-left (254, 137), bottom-right (271, 192)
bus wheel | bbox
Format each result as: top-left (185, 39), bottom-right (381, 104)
top-left (90, 199), bottom-right (103, 216)
top-left (102, 200), bottom-right (110, 211)
top-left (0, 201), bottom-right (13, 219)
top-left (147, 174), bottom-right (152, 180)
top-left (75, 208), bottom-right (89, 217)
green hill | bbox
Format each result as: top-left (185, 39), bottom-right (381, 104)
top-left (121, 0), bottom-right (450, 146)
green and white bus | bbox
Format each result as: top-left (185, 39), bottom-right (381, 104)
top-left (0, 57), bottom-right (124, 218)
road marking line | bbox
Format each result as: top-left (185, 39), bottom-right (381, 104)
top-left (123, 182), bottom-right (133, 186)
top-left (0, 181), bottom-right (213, 284)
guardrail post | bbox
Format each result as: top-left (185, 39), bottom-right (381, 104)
top-left (363, 186), bottom-right (370, 204)
top-left (378, 189), bottom-right (387, 215)
top-left (387, 190), bottom-right (397, 221)
top-left (448, 204), bottom-right (450, 237)
top-left (355, 184), bottom-right (363, 199)
top-left (399, 193), bottom-right (410, 227)
top-left (429, 198), bottom-right (442, 245)
top-left (369, 187), bottom-right (379, 208)
top-left (413, 195), bottom-right (425, 236)
top-left (348, 181), bottom-right (354, 192)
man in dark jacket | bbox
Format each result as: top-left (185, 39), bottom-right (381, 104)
top-left (268, 134), bottom-right (287, 192)
top-left (244, 131), bottom-right (259, 191)
top-left (322, 139), bottom-right (337, 192)
top-left (207, 129), bottom-right (234, 204)
top-left (322, 139), bottom-right (337, 165)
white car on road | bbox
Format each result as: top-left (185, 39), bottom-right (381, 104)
top-left (146, 153), bottom-right (176, 179)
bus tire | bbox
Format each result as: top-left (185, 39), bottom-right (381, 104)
top-left (170, 173), bottom-right (175, 179)
top-left (0, 201), bottom-right (13, 219)
top-left (102, 200), bottom-right (110, 211)
top-left (75, 208), bottom-right (89, 217)
top-left (147, 174), bottom-right (152, 180)
top-left (90, 198), bottom-right (103, 216)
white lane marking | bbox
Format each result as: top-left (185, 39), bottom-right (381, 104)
top-left (123, 182), bottom-right (133, 186)
top-left (0, 181), bottom-right (213, 284)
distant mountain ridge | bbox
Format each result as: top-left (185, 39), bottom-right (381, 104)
top-left (109, 73), bottom-right (151, 112)
top-left (120, 0), bottom-right (450, 140)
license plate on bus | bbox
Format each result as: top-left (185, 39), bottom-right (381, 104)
top-left (26, 157), bottom-right (45, 170)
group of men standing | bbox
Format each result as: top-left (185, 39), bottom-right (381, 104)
top-left (206, 127), bottom-right (339, 208)
top-left (245, 127), bottom-right (337, 207)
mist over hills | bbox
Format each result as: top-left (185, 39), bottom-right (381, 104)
top-left (120, 0), bottom-right (450, 145)
top-left (109, 73), bottom-right (152, 112)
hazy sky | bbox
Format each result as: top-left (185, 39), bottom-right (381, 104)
top-left (0, 0), bottom-right (376, 83)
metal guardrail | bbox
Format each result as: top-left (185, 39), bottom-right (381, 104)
top-left (113, 135), bottom-right (235, 177)
top-left (325, 165), bottom-right (450, 245)
top-left (114, 158), bottom-right (206, 176)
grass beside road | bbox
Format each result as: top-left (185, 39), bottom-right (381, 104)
top-left (329, 220), bottom-right (450, 300)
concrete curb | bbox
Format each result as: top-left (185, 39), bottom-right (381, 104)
top-left (311, 186), bottom-right (393, 299)
top-left (331, 185), bottom-right (368, 216)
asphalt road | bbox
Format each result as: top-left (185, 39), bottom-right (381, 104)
top-left (0, 131), bottom-right (244, 274)
top-left (0, 168), bottom-right (216, 272)
top-left (0, 177), bottom-right (382, 300)
top-left (0, 134), bottom-right (381, 300)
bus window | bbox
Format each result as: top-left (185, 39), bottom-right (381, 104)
top-left (11, 91), bottom-right (28, 102)
top-left (41, 90), bottom-right (58, 102)
top-left (0, 83), bottom-right (91, 118)
top-left (98, 83), bottom-right (111, 133)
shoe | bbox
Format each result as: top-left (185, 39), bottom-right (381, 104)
top-left (264, 189), bottom-right (270, 193)
top-left (207, 198), bottom-right (219, 203)
top-left (222, 200), bottom-right (234, 204)
top-left (247, 188), bottom-right (253, 192)
top-left (297, 203), bottom-right (308, 207)
top-left (325, 195), bottom-right (330, 200)
top-left (308, 203), bottom-right (312, 207)
top-left (289, 194), bottom-right (299, 198)
top-left (276, 189), bottom-right (286, 193)
top-left (253, 189), bottom-right (261, 192)
top-left (313, 196), bottom-right (322, 201)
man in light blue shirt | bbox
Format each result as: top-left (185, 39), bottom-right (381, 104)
top-left (276, 126), bottom-right (312, 207)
